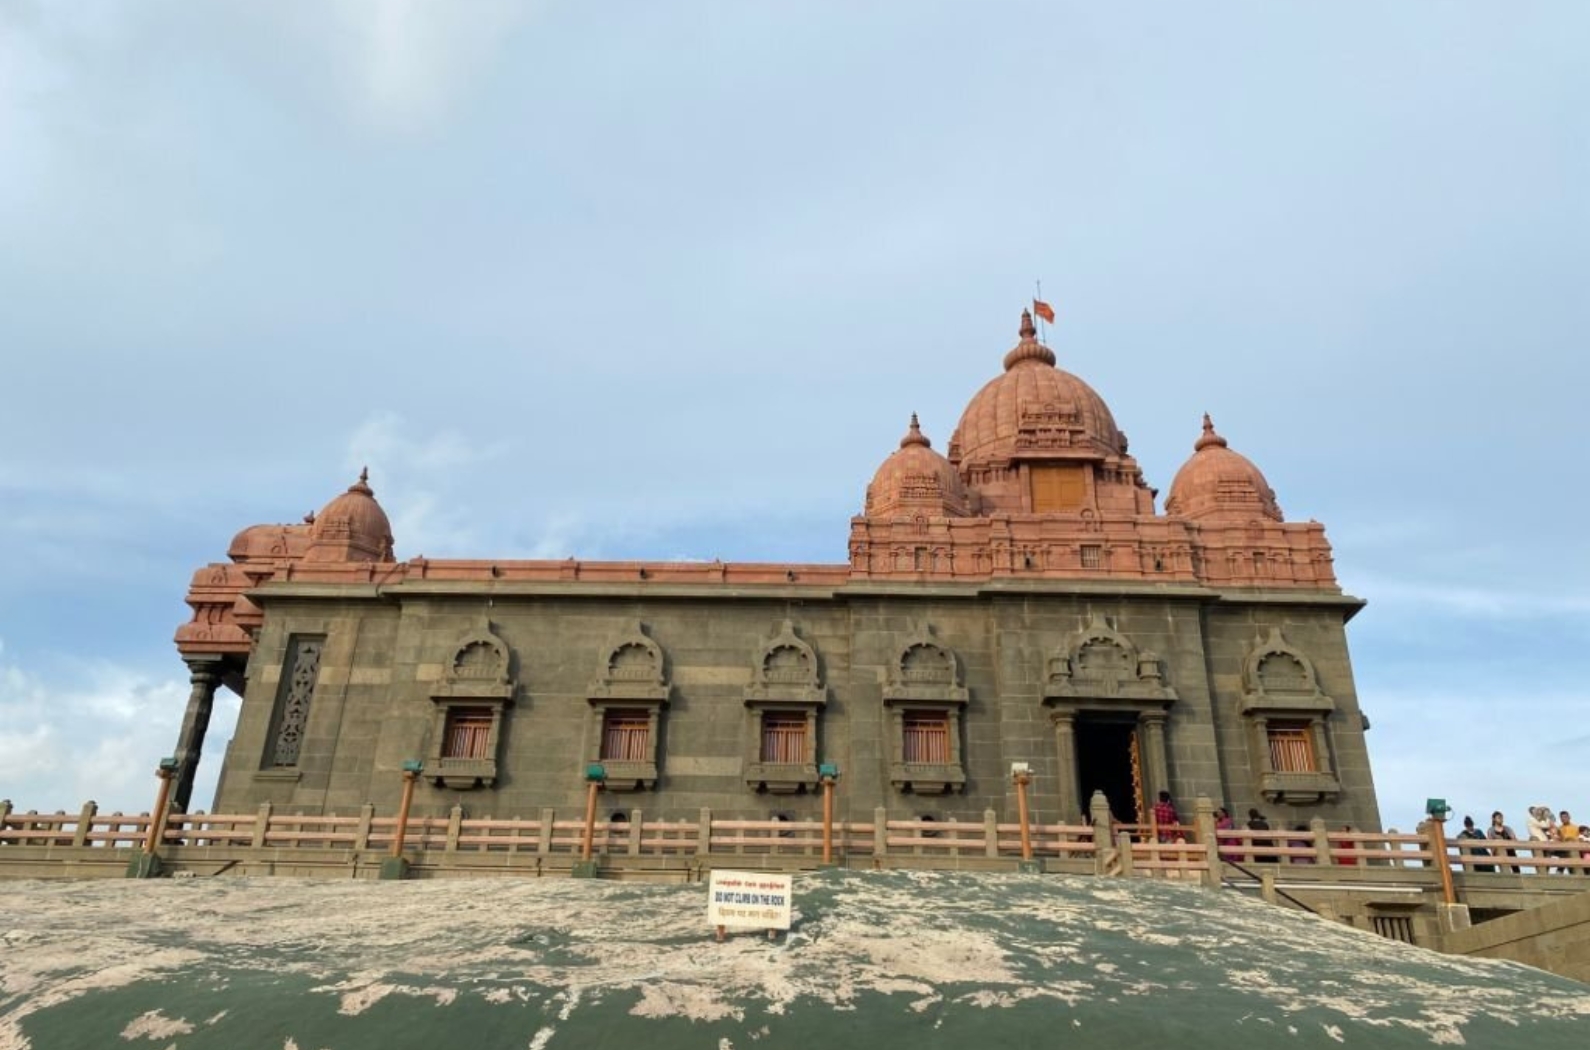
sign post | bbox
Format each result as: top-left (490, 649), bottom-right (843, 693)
top-left (707, 869), bottom-right (793, 942)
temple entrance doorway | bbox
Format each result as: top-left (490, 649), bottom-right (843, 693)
top-left (1074, 715), bottom-right (1144, 824)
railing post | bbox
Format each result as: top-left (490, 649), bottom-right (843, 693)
top-left (251, 802), bottom-right (273, 849)
top-left (1115, 831), bottom-right (1135, 877)
top-left (1013, 771), bottom-right (1034, 862)
top-left (1311, 817), bottom-right (1333, 866)
top-left (1429, 818), bottom-right (1457, 905)
top-left (820, 771), bottom-right (838, 864)
top-left (1195, 796), bottom-right (1221, 887)
top-left (446, 804), bottom-right (464, 853)
top-left (1090, 790), bottom-right (1113, 875)
top-left (354, 803), bottom-right (375, 852)
top-left (984, 809), bottom-right (999, 858)
top-left (873, 807), bottom-right (889, 859)
top-left (696, 807), bottom-right (712, 857)
top-left (538, 808), bottom-right (555, 855)
top-left (628, 809), bottom-right (643, 856)
top-left (73, 801), bottom-right (98, 848)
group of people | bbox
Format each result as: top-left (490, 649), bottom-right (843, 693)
top-left (1134, 794), bottom-right (1586, 873)
top-left (1454, 808), bottom-right (1589, 873)
top-left (1208, 805), bottom-right (1336, 863)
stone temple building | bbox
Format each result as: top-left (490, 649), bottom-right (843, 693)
top-left (171, 311), bottom-right (1378, 831)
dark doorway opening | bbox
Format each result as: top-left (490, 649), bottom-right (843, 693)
top-left (1075, 716), bottom-right (1142, 824)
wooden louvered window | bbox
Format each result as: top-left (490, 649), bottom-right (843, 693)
top-left (1030, 464), bottom-right (1086, 512)
top-left (442, 707), bottom-right (493, 760)
top-left (1267, 723), bottom-right (1317, 773)
top-left (902, 713), bottom-right (951, 764)
top-left (760, 714), bottom-right (808, 764)
top-left (601, 710), bottom-right (651, 762)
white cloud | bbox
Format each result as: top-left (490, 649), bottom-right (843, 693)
top-left (0, 639), bottom-right (234, 815)
top-left (342, 411), bottom-right (512, 557)
top-left (1362, 679), bottom-right (1585, 832)
top-left (1344, 572), bottom-right (1590, 621)
top-left (300, 0), bottom-right (539, 133)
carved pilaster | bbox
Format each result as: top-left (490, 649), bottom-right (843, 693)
top-left (1050, 710), bottom-right (1078, 823)
top-left (1139, 710), bottom-right (1170, 807)
top-left (172, 655), bottom-right (223, 813)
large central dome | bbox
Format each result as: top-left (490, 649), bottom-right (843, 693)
top-left (951, 311), bottom-right (1125, 470)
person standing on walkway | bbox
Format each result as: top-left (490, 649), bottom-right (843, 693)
top-left (1488, 811), bottom-right (1519, 874)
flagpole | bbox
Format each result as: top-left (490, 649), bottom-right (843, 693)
top-left (1035, 279), bottom-right (1046, 343)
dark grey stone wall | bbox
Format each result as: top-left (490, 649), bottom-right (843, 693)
top-left (213, 583), bottom-right (1379, 833)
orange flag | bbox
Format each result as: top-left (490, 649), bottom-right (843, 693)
top-left (1032, 299), bottom-right (1055, 324)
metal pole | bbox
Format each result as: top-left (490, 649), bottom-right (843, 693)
top-left (143, 767), bottom-right (175, 855)
top-left (391, 769), bottom-right (418, 859)
top-left (821, 775), bottom-right (835, 864)
top-left (1430, 816), bottom-right (1457, 905)
top-left (1015, 772), bottom-right (1033, 862)
top-left (581, 779), bottom-right (601, 861)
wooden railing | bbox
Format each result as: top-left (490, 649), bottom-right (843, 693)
top-left (2, 797), bottom-right (1586, 886)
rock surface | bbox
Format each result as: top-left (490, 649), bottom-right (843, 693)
top-left (2, 871), bottom-right (1587, 1048)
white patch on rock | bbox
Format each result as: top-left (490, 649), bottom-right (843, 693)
top-left (119, 1010), bottom-right (193, 1041)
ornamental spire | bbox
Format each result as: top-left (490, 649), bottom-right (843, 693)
top-left (1194, 413), bottom-right (1229, 452)
top-left (901, 412), bottom-right (931, 448)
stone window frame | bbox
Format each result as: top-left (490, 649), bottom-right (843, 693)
top-left (1239, 627), bottom-right (1341, 805)
top-left (425, 623), bottom-right (516, 790)
top-left (883, 625), bottom-right (969, 795)
top-left (743, 621), bottom-right (826, 794)
top-left (587, 622), bottom-right (670, 792)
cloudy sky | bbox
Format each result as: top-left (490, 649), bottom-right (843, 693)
top-left (1, 2), bottom-right (1585, 831)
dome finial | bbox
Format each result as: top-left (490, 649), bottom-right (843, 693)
top-left (901, 412), bottom-right (931, 448)
top-left (1003, 309), bottom-right (1056, 370)
top-left (351, 466), bottom-right (373, 494)
top-left (1195, 413), bottom-right (1228, 451)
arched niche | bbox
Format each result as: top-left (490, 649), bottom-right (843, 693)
top-left (1239, 627), bottom-right (1340, 805)
top-left (882, 625), bottom-right (968, 795)
top-left (426, 621), bottom-right (517, 790)
top-left (743, 621), bottom-right (827, 794)
top-left (587, 622), bottom-right (670, 790)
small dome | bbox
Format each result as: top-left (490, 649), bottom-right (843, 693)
top-left (304, 468), bottom-right (396, 563)
top-left (1164, 415), bottom-right (1283, 523)
top-left (227, 522), bottom-right (312, 563)
top-left (864, 414), bottom-right (971, 518)
top-left (952, 311), bottom-right (1125, 471)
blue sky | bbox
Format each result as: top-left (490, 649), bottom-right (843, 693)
top-left (1, 2), bottom-right (1585, 830)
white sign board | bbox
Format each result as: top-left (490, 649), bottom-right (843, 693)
top-left (707, 869), bottom-right (793, 930)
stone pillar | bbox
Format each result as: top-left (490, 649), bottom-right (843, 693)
top-left (1050, 711), bottom-right (1078, 823)
top-left (538, 807), bottom-right (555, 855)
top-left (354, 803), bottom-right (375, 852)
top-left (1139, 710), bottom-right (1170, 805)
top-left (73, 801), bottom-right (98, 848)
top-left (696, 807), bottom-right (712, 856)
top-left (1311, 817), bottom-right (1333, 866)
top-left (1195, 796), bottom-right (1221, 888)
top-left (1090, 790), bottom-right (1114, 875)
top-left (445, 804), bottom-right (464, 853)
top-left (171, 656), bottom-right (224, 813)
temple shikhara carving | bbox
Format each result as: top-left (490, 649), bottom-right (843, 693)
top-left (172, 311), bottom-right (1377, 831)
